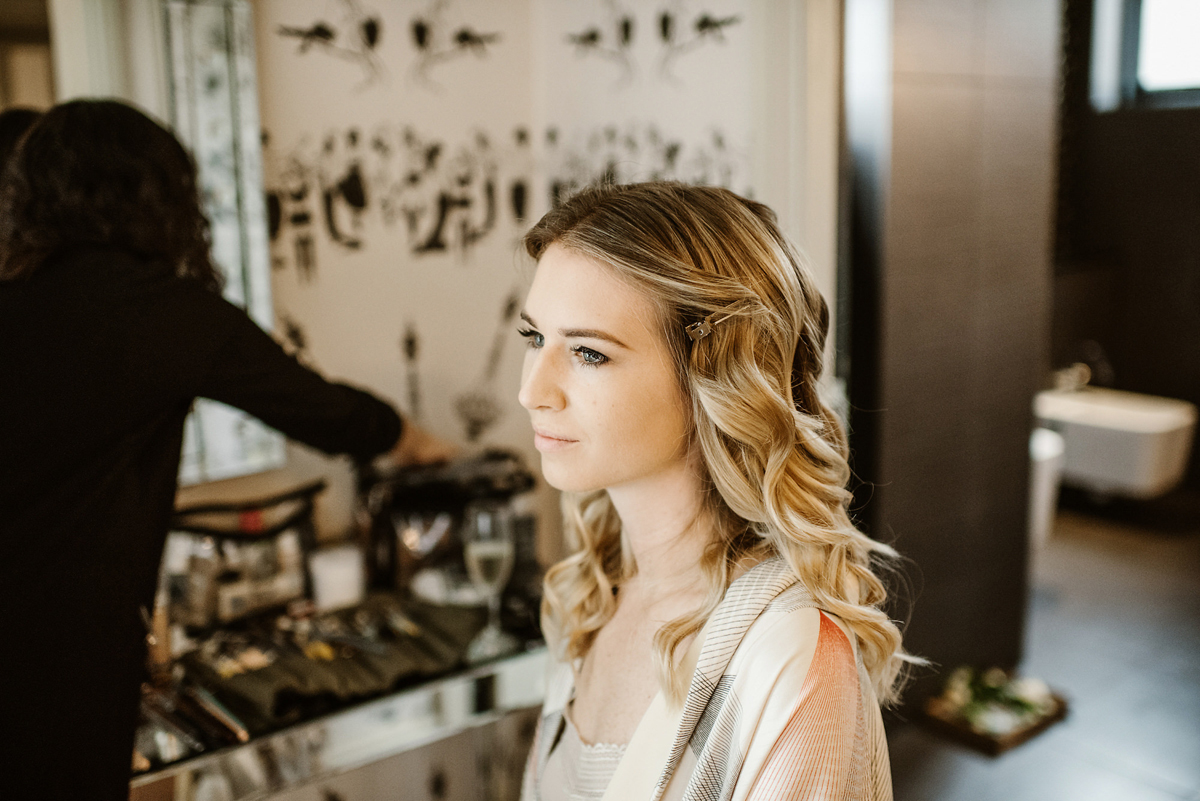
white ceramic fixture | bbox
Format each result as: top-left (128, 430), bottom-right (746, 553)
top-left (1035, 387), bottom-right (1197, 499)
top-left (1029, 428), bottom-right (1065, 548)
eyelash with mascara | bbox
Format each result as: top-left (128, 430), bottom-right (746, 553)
top-left (517, 328), bottom-right (609, 367)
top-left (571, 345), bottom-right (608, 366)
top-left (517, 327), bottom-right (542, 348)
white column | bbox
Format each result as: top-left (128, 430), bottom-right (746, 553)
top-left (47, 0), bottom-right (168, 120)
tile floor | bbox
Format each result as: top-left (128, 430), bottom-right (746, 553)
top-left (888, 509), bottom-right (1200, 801)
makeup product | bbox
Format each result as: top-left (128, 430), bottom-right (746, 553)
top-left (140, 696), bottom-right (206, 753)
top-left (185, 686), bottom-right (251, 743)
top-left (359, 448), bottom-right (535, 593)
top-left (308, 545), bottom-right (366, 612)
top-left (171, 481), bottom-right (326, 627)
top-left (170, 689), bottom-right (241, 746)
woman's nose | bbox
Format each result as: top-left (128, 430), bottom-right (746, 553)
top-left (519, 349), bottom-right (566, 411)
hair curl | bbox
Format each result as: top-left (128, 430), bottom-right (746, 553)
top-left (0, 107), bottom-right (41, 173)
top-left (0, 99), bottom-right (221, 292)
top-left (525, 181), bottom-right (915, 705)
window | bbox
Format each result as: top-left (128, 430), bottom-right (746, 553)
top-left (168, 0), bottom-right (286, 484)
top-left (1137, 0), bottom-right (1200, 91)
top-left (1090, 0), bottom-right (1200, 110)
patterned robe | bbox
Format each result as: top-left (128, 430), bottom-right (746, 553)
top-left (522, 557), bottom-right (893, 801)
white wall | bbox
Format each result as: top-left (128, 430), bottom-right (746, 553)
top-left (532, 0), bottom-right (841, 309)
top-left (197, 0), bottom-right (840, 546)
top-left (51, 0), bottom-right (843, 551)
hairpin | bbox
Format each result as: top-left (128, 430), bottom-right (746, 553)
top-left (685, 307), bottom-right (740, 342)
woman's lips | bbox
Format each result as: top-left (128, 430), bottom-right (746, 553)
top-left (533, 429), bottom-right (577, 452)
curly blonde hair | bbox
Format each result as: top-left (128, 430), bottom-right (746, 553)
top-left (524, 182), bottom-right (912, 705)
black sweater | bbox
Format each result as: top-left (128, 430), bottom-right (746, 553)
top-left (0, 247), bottom-right (401, 799)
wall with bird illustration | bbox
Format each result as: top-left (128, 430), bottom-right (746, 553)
top-left (220, 0), bottom-right (760, 543)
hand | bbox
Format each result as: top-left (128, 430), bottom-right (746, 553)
top-left (387, 419), bottom-right (458, 467)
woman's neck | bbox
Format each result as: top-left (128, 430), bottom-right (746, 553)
top-left (606, 456), bottom-right (711, 603)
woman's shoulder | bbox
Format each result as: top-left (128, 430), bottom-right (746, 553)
top-left (32, 246), bottom-right (220, 310)
top-left (731, 600), bottom-right (820, 676)
top-left (729, 591), bottom-right (857, 689)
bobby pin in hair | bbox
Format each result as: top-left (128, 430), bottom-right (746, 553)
top-left (686, 308), bottom-right (740, 342)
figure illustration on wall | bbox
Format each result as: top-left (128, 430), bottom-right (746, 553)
top-left (276, 0), bottom-right (384, 88)
top-left (368, 126), bottom-right (425, 229)
top-left (409, 0), bottom-right (501, 89)
top-left (264, 132), bottom-right (319, 280)
top-left (373, 127), bottom-right (499, 258)
top-left (455, 291), bottom-right (521, 442)
top-left (402, 323), bottom-right (422, 422)
top-left (265, 123), bottom-right (529, 260)
top-left (414, 130), bottom-right (497, 256)
top-left (544, 123), bottom-right (742, 206)
top-left (544, 128), bottom-right (573, 210)
top-left (319, 129), bottom-right (368, 250)
top-left (509, 128), bottom-right (531, 223)
top-left (566, 0), bottom-right (636, 86)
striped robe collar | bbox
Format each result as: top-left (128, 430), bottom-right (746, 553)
top-left (533, 556), bottom-right (804, 800)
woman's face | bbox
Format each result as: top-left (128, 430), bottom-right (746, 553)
top-left (518, 243), bottom-right (692, 494)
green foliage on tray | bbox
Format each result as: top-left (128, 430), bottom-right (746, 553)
top-left (927, 666), bottom-right (1057, 737)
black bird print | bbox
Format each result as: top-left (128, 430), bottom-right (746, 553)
top-left (277, 22), bottom-right (336, 52)
top-left (695, 14), bottom-right (740, 39)
top-left (453, 27), bottom-right (500, 53)
top-left (567, 27), bottom-right (602, 48)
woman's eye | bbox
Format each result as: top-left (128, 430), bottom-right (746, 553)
top-left (572, 346), bottom-right (608, 366)
top-left (517, 328), bottom-right (544, 348)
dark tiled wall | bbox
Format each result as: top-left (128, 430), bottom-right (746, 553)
top-left (1056, 0), bottom-right (1200, 486)
top-left (849, 0), bottom-right (1059, 700)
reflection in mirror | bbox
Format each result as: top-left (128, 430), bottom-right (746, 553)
top-left (165, 1), bottom-right (286, 484)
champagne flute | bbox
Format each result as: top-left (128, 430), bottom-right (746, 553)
top-left (462, 499), bottom-right (519, 663)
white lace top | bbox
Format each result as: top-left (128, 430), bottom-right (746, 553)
top-left (538, 705), bottom-right (627, 801)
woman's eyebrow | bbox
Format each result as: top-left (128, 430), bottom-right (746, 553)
top-left (519, 311), bottom-right (629, 349)
top-left (559, 328), bottom-right (630, 349)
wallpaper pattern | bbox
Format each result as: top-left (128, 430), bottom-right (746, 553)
top-left (250, 0), bottom-right (752, 477)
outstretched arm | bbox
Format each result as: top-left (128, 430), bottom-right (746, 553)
top-left (189, 287), bottom-right (455, 463)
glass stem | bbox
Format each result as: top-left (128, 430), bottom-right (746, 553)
top-left (488, 592), bottom-right (502, 630)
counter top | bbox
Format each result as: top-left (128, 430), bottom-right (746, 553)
top-left (131, 647), bottom-right (548, 800)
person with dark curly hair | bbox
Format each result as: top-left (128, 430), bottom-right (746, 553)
top-left (0, 107), bottom-right (41, 172)
top-left (0, 99), bottom-right (452, 800)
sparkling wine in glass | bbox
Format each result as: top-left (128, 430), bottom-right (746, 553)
top-left (465, 538), bottom-right (514, 594)
top-left (463, 499), bottom-right (519, 663)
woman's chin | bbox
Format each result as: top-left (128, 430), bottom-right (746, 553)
top-left (539, 472), bottom-right (586, 494)
top-left (537, 461), bottom-right (601, 494)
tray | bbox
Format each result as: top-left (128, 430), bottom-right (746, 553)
top-left (920, 693), bottom-right (1069, 756)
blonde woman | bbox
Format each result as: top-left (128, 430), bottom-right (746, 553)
top-left (516, 182), bottom-right (911, 801)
